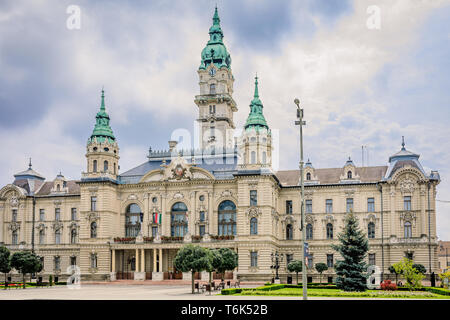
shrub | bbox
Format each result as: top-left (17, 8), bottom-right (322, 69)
top-left (425, 287), bottom-right (450, 296)
top-left (221, 288), bottom-right (242, 295)
top-left (380, 280), bottom-right (398, 291)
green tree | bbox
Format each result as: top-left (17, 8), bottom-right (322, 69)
top-left (174, 244), bottom-right (211, 294)
top-left (315, 263), bottom-right (328, 284)
top-left (332, 212), bottom-right (369, 292)
top-left (287, 260), bottom-right (302, 285)
top-left (412, 263), bottom-right (427, 275)
top-left (10, 251), bottom-right (42, 289)
top-left (389, 265), bottom-right (400, 284)
top-left (438, 270), bottom-right (450, 288)
top-left (392, 258), bottom-right (425, 291)
top-left (211, 248), bottom-right (238, 281)
top-left (0, 246), bottom-right (11, 290)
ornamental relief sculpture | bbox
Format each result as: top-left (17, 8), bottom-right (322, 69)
top-left (8, 221), bottom-right (20, 231)
top-left (400, 211), bottom-right (416, 226)
top-left (246, 207), bottom-right (261, 219)
top-left (321, 214), bottom-right (336, 226)
top-left (399, 177), bottom-right (416, 194)
top-left (305, 214), bottom-right (316, 225)
top-left (9, 196), bottom-right (19, 208)
top-left (86, 211), bottom-right (99, 222)
top-left (52, 221), bottom-right (63, 231)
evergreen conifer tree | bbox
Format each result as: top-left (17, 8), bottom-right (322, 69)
top-left (331, 212), bottom-right (369, 291)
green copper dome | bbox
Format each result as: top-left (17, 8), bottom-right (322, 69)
top-left (199, 7), bottom-right (231, 70)
top-left (244, 75), bottom-right (269, 131)
top-left (88, 89), bottom-right (116, 144)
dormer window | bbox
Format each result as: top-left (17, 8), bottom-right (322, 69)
top-left (347, 171), bottom-right (352, 179)
top-left (56, 184), bottom-right (60, 191)
top-left (306, 172), bottom-right (311, 181)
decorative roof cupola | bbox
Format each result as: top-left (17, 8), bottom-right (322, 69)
top-left (340, 156), bottom-right (360, 183)
top-left (51, 172), bottom-right (68, 194)
top-left (304, 159), bottom-right (319, 185)
top-left (12, 158), bottom-right (45, 195)
top-left (84, 89), bottom-right (120, 181)
top-left (238, 75), bottom-right (272, 169)
top-left (195, 6), bottom-right (237, 151)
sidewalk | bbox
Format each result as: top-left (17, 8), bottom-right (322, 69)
top-left (82, 280), bottom-right (265, 286)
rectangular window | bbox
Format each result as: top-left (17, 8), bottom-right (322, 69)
top-left (91, 196), bottom-right (97, 211)
top-left (210, 83), bottom-right (216, 94)
top-left (12, 209), bottom-right (17, 222)
top-left (404, 196), bottom-right (411, 211)
top-left (199, 211), bottom-right (205, 222)
top-left (199, 225), bottom-right (205, 237)
top-left (152, 226), bottom-right (158, 237)
top-left (91, 254), bottom-right (97, 268)
top-left (39, 209), bottom-right (45, 221)
top-left (307, 255), bottom-right (313, 269)
top-left (55, 208), bottom-right (60, 221)
top-left (55, 231), bottom-right (61, 244)
top-left (346, 198), bottom-right (353, 213)
top-left (327, 254), bottom-right (334, 268)
top-left (71, 208), bottom-right (77, 221)
top-left (326, 199), bottom-right (333, 213)
top-left (250, 251), bottom-right (258, 267)
top-left (369, 253), bottom-right (376, 266)
top-left (305, 200), bottom-right (312, 214)
top-left (250, 190), bottom-right (257, 206)
top-left (70, 256), bottom-right (76, 266)
top-left (367, 198), bottom-right (375, 212)
top-left (54, 257), bottom-right (60, 271)
top-left (286, 200), bottom-right (293, 214)
top-left (209, 105), bottom-right (216, 114)
top-left (40, 257), bottom-right (44, 270)
top-left (286, 254), bottom-right (293, 266)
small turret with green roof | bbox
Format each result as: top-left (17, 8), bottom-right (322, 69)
top-left (199, 6), bottom-right (231, 70)
top-left (244, 75), bottom-right (269, 132)
top-left (88, 89), bottom-right (116, 145)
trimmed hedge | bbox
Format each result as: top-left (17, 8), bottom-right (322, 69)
top-left (221, 288), bottom-right (243, 295)
top-left (425, 287), bottom-right (450, 296)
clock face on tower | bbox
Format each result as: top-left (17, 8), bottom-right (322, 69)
top-left (209, 68), bottom-right (216, 77)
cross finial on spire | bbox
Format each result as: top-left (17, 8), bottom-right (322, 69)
top-left (100, 87), bottom-right (105, 112)
top-left (254, 73), bottom-right (259, 98)
top-left (28, 157), bottom-right (32, 169)
top-left (401, 136), bottom-right (405, 150)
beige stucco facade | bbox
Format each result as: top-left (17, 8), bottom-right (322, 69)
top-left (0, 8), bottom-right (442, 284)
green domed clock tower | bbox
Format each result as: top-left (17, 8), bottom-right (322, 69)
top-left (195, 7), bottom-right (237, 151)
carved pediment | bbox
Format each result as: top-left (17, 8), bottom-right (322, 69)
top-left (305, 214), bottom-right (316, 225)
top-left (322, 214), bottom-right (336, 225)
top-left (246, 207), bottom-right (262, 219)
top-left (10, 196), bottom-right (19, 208)
top-left (399, 177), bottom-right (416, 193)
top-left (8, 221), bottom-right (20, 231)
top-left (36, 223), bottom-right (46, 231)
top-left (86, 212), bottom-right (99, 222)
top-left (52, 221), bottom-right (63, 231)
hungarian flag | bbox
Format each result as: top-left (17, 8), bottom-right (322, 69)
top-left (153, 211), bottom-right (162, 224)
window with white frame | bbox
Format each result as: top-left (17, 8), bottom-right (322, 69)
top-left (250, 251), bottom-right (258, 267)
top-left (327, 254), bottom-right (334, 268)
top-left (346, 198), bottom-right (353, 213)
top-left (326, 199), bottom-right (333, 213)
top-left (367, 198), bottom-right (375, 212)
top-left (250, 217), bottom-right (258, 235)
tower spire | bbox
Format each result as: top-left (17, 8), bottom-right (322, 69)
top-left (100, 87), bottom-right (106, 112)
top-left (28, 157), bottom-right (32, 169)
top-left (244, 75), bottom-right (268, 131)
top-left (89, 88), bottom-right (116, 144)
top-left (254, 73), bottom-right (259, 99)
top-left (401, 136), bottom-right (405, 150)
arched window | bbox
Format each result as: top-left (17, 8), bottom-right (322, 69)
top-left (12, 230), bottom-right (18, 245)
top-left (104, 160), bottom-right (108, 172)
top-left (347, 171), bottom-right (352, 179)
top-left (218, 200), bottom-right (236, 236)
top-left (56, 184), bottom-right (60, 191)
top-left (210, 83), bottom-right (216, 94)
top-left (55, 230), bottom-right (61, 244)
top-left (326, 223), bottom-right (333, 239)
top-left (368, 222), bottom-right (375, 239)
top-left (90, 253), bottom-right (97, 268)
top-left (71, 229), bottom-right (77, 244)
top-left (171, 202), bottom-right (188, 237)
top-left (306, 172), bottom-right (311, 181)
top-left (90, 222), bottom-right (97, 238)
top-left (125, 204), bottom-right (142, 237)
top-left (286, 224), bottom-right (293, 240)
top-left (404, 221), bottom-right (412, 238)
top-left (251, 151), bottom-right (256, 164)
top-left (306, 223), bottom-right (313, 240)
top-left (39, 229), bottom-right (45, 245)
top-left (93, 160), bottom-right (97, 173)
top-left (262, 152), bottom-right (267, 164)
top-left (250, 217), bottom-right (258, 235)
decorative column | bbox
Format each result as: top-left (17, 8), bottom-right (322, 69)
top-left (208, 191), bottom-right (214, 235)
top-left (161, 194), bottom-right (168, 236)
top-left (189, 191), bottom-right (196, 236)
top-left (159, 248), bottom-right (163, 272)
top-left (420, 186), bottom-right (426, 236)
top-left (110, 249), bottom-right (116, 281)
top-left (389, 186), bottom-right (396, 236)
top-left (141, 249), bottom-right (145, 275)
top-left (134, 248), bottom-right (145, 280)
top-left (152, 247), bottom-right (163, 281)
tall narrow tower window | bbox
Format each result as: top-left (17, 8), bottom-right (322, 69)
top-left (93, 160), bottom-right (97, 173)
top-left (262, 152), bottom-right (267, 164)
top-left (251, 151), bottom-right (256, 164)
top-left (104, 160), bottom-right (108, 172)
top-left (210, 83), bottom-right (216, 94)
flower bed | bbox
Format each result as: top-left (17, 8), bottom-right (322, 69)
top-left (210, 235), bottom-right (235, 241)
top-left (143, 237), bottom-right (154, 243)
top-left (161, 236), bottom-right (183, 242)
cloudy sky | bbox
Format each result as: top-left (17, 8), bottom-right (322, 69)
top-left (1, 0), bottom-right (449, 239)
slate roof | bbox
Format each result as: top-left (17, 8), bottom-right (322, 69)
top-left (34, 181), bottom-right (80, 196)
top-left (275, 166), bottom-right (388, 187)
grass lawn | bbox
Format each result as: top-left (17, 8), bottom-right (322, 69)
top-left (224, 285), bottom-right (450, 299)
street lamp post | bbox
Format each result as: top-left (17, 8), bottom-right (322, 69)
top-left (294, 98), bottom-right (307, 300)
top-left (271, 251), bottom-right (283, 283)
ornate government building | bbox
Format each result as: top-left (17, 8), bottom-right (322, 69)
top-left (0, 8), bottom-right (441, 283)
